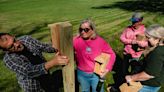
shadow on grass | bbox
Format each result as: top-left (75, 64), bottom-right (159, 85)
top-left (92, 0), bottom-right (164, 14)
top-left (8, 22), bottom-right (49, 38)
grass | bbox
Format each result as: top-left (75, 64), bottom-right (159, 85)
top-left (0, 0), bottom-right (164, 92)
top-left (0, 59), bottom-right (21, 92)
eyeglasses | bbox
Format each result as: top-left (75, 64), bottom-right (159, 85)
top-left (79, 28), bottom-right (90, 33)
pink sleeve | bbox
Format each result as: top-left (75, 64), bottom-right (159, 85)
top-left (124, 45), bottom-right (135, 55)
top-left (124, 45), bottom-right (143, 58)
top-left (101, 41), bottom-right (116, 71)
top-left (137, 40), bottom-right (148, 47)
top-left (131, 51), bottom-right (143, 58)
top-left (120, 28), bottom-right (133, 44)
top-left (106, 52), bottom-right (116, 71)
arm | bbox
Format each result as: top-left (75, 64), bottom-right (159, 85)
top-left (137, 40), bottom-right (148, 48)
top-left (126, 71), bottom-right (154, 82)
top-left (120, 28), bottom-right (134, 44)
top-left (4, 55), bottom-right (48, 78)
top-left (25, 36), bottom-right (57, 53)
top-left (124, 45), bottom-right (143, 58)
top-left (4, 52), bottom-right (69, 78)
top-left (136, 34), bottom-right (148, 47)
top-left (126, 47), bottom-right (163, 82)
top-left (102, 41), bottom-right (116, 71)
top-left (44, 52), bottom-right (69, 70)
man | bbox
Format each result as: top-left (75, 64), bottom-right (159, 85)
top-left (0, 33), bottom-right (69, 92)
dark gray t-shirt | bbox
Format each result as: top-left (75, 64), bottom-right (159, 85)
top-left (141, 46), bottom-right (164, 86)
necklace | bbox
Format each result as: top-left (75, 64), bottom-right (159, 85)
top-left (83, 39), bottom-right (92, 52)
top-left (86, 46), bottom-right (91, 52)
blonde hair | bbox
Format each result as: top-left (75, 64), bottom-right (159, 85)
top-left (79, 18), bottom-right (97, 39)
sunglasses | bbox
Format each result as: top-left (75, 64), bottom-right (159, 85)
top-left (79, 28), bottom-right (90, 33)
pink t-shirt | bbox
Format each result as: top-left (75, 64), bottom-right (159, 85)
top-left (120, 24), bottom-right (148, 58)
top-left (73, 35), bottom-right (116, 73)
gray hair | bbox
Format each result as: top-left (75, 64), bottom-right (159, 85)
top-left (143, 25), bottom-right (164, 56)
top-left (79, 19), bottom-right (97, 39)
top-left (146, 24), bottom-right (164, 44)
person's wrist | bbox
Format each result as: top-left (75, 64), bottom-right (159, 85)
top-left (127, 75), bottom-right (133, 83)
top-left (44, 60), bottom-right (56, 70)
top-left (44, 62), bottom-right (51, 71)
top-left (130, 75), bottom-right (133, 81)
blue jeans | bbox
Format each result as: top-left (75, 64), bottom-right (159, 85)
top-left (139, 85), bottom-right (161, 92)
top-left (77, 69), bottom-right (104, 92)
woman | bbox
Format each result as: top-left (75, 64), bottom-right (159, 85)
top-left (73, 19), bottom-right (116, 92)
top-left (110, 12), bottom-right (148, 92)
top-left (126, 24), bottom-right (164, 92)
top-left (120, 12), bottom-right (148, 74)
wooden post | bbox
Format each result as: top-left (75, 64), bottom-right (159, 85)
top-left (48, 22), bottom-right (75, 92)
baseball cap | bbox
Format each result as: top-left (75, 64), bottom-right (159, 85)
top-left (130, 12), bottom-right (143, 23)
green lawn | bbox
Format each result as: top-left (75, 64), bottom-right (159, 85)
top-left (0, 0), bottom-right (164, 92)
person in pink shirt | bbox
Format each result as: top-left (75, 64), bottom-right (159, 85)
top-left (120, 12), bottom-right (148, 74)
top-left (120, 22), bottom-right (147, 59)
top-left (73, 19), bottom-right (116, 92)
top-left (109, 12), bottom-right (148, 92)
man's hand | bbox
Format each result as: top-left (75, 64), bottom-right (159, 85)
top-left (45, 52), bottom-right (69, 70)
top-left (52, 52), bottom-right (69, 65)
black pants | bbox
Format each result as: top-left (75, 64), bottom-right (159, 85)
top-left (112, 54), bottom-right (131, 89)
top-left (112, 54), bottom-right (145, 89)
top-left (130, 59), bottom-right (144, 74)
